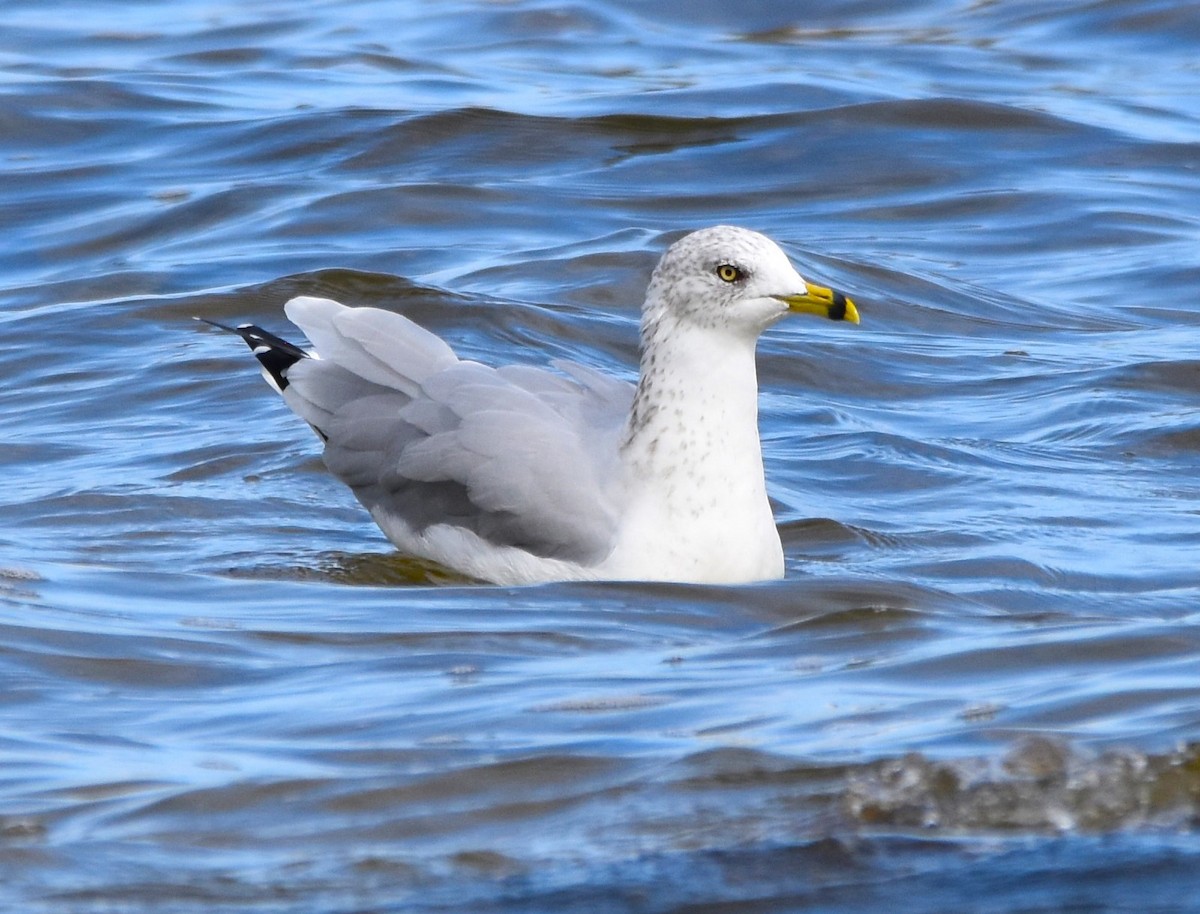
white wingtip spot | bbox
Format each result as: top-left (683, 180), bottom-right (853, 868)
top-left (257, 367), bottom-right (286, 395)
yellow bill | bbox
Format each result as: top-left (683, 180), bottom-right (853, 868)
top-left (777, 282), bottom-right (860, 324)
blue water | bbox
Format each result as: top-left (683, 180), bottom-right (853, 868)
top-left (3, 1), bottom-right (1200, 910)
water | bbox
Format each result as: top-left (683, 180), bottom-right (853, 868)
top-left (2, 0), bottom-right (1200, 910)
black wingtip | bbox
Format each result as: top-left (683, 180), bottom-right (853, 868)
top-left (197, 315), bottom-right (309, 392)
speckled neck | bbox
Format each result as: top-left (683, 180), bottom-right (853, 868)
top-left (621, 310), bottom-right (766, 489)
top-left (609, 308), bottom-right (782, 581)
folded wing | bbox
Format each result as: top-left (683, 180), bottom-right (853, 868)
top-left (281, 296), bottom-right (631, 563)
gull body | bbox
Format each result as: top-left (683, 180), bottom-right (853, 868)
top-left (207, 226), bottom-right (858, 585)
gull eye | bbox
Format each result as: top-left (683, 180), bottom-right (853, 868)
top-left (716, 264), bottom-right (742, 283)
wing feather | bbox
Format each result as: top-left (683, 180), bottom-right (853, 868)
top-left (285, 296), bottom-right (456, 395)
top-left (277, 297), bottom-right (629, 563)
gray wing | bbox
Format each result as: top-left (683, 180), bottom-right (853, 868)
top-left (281, 296), bottom-right (632, 563)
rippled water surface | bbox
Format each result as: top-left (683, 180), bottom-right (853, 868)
top-left (3, 1), bottom-right (1200, 910)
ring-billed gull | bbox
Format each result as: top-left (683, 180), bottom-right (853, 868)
top-left (202, 226), bottom-right (858, 585)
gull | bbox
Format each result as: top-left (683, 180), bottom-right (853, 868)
top-left (202, 226), bottom-right (858, 585)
